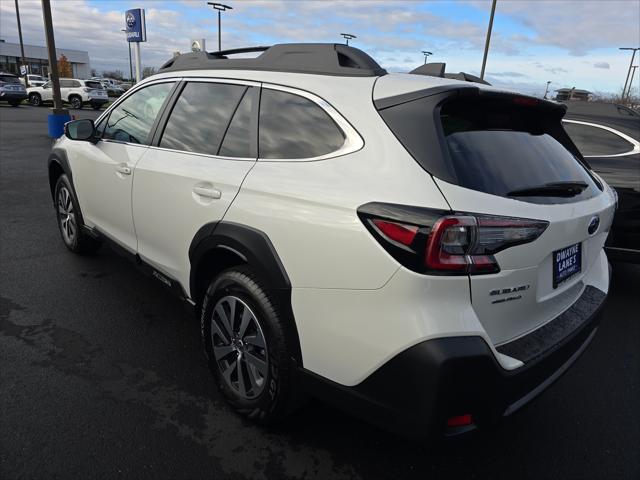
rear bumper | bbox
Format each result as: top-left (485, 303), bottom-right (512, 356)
top-left (87, 98), bottom-right (109, 105)
top-left (300, 283), bottom-right (607, 439)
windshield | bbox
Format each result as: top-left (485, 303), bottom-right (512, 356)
top-left (0, 75), bottom-right (21, 84)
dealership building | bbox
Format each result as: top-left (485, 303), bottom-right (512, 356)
top-left (0, 39), bottom-right (90, 78)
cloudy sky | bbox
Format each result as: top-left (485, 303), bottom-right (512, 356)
top-left (1, 0), bottom-right (638, 96)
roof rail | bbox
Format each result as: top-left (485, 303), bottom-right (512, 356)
top-left (410, 63), bottom-right (491, 86)
top-left (158, 43), bottom-right (387, 77)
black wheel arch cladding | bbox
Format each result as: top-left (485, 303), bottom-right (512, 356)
top-left (190, 221), bottom-right (303, 365)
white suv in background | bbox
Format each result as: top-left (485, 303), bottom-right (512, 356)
top-left (21, 73), bottom-right (47, 87)
top-left (48, 44), bottom-right (615, 439)
top-left (28, 78), bottom-right (109, 110)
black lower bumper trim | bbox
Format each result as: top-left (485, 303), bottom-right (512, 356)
top-left (300, 285), bottom-right (607, 439)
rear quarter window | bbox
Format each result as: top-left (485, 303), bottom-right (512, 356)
top-left (258, 89), bottom-right (345, 159)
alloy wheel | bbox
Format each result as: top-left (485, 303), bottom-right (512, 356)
top-left (57, 186), bottom-right (76, 245)
top-left (211, 295), bottom-right (269, 399)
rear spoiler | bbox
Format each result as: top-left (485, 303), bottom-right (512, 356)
top-left (410, 63), bottom-right (491, 86)
top-left (374, 84), bottom-right (567, 117)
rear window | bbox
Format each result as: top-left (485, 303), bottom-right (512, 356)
top-left (85, 81), bottom-right (103, 90)
top-left (379, 94), bottom-right (599, 203)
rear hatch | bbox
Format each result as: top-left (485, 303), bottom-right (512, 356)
top-left (376, 83), bottom-right (615, 346)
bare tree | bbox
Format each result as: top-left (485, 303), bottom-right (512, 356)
top-left (142, 66), bottom-right (157, 79)
top-left (102, 69), bottom-right (124, 80)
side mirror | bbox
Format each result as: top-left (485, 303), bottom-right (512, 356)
top-left (65, 119), bottom-right (98, 143)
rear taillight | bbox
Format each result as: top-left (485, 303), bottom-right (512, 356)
top-left (359, 202), bottom-right (548, 275)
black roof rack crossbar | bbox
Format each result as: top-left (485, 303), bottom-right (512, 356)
top-left (158, 43), bottom-right (387, 77)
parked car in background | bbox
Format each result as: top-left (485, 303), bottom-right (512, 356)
top-left (119, 81), bottom-right (133, 91)
top-left (28, 78), bottom-right (109, 110)
top-left (0, 71), bottom-right (28, 106)
top-left (20, 74), bottom-right (47, 87)
top-left (91, 77), bottom-right (125, 97)
top-left (562, 101), bottom-right (640, 262)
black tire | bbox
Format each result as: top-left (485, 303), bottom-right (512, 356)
top-left (29, 93), bottom-right (42, 107)
top-left (70, 95), bottom-right (82, 110)
top-left (201, 267), bottom-right (299, 424)
top-left (54, 174), bottom-right (101, 255)
top-left (9, 100), bottom-right (21, 107)
top-left (91, 103), bottom-right (102, 110)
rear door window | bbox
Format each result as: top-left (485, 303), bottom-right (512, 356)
top-left (563, 122), bottom-right (635, 156)
top-left (160, 82), bottom-right (247, 156)
top-left (218, 87), bottom-right (257, 158)
top-left (258, 89), bottom-right (345, 159)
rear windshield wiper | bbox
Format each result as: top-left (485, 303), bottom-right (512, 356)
top-left (507, 181), bottom-right (589, 198)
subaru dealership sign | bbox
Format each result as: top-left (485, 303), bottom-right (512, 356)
top-left (125, 9), bottom-right (146, 42)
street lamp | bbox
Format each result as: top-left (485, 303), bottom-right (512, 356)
top-left (207, 2), bottom-right (233, 52)
top-left (121, 28), bottom-right (133, 82)
top-left (340, 33), bottom-right (356, 46)
top-left (422, 50), bottom-right (433, 64)
top-left (543, 80), bottom-right (551, 99)
top-left (628, 65), bottom-right (638, 102)
top-left (480, 0), bottom-right (497, 80)
top-left (620, 47), bottom-right (640, 100)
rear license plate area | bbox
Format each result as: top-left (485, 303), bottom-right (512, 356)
top-left (553, 243), bottom-right (582, 288)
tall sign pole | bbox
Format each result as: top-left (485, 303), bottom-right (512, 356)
top-left (41, 0), bottom-right (64, 114)
top-left (125, 8), bottom-right (146, 82)
top-left (41, 0), bottom-right (70, 137)
top-left (15, 0), bottom-right (28, 85)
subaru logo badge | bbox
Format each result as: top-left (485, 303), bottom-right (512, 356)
top-left (126, 12), bottom-right (135, 29)
top-left (587, 216), bottom-right (600, 235)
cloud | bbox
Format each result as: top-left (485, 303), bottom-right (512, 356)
top-left (593, 62), bottom-right (610, 69)
top-left (486, 71), bottom-right (527, 78)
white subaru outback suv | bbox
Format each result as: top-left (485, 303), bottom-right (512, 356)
top-left (28, 78), bottom-right (109, 110)
top-left (49, 44), bottom-right (615, 438)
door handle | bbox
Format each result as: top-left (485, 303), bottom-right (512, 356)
top-left (116, 164), bottom-right (131, 175)
top-left (193, 186), bottom-right (222, 199)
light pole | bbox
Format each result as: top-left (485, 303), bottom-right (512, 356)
top-left (627, 65), bottom-right (638, 101)
top-left (543, 81), bottom-right (551, 99)
top-left (422, 50), bottom-right (433, 64)
top-left (340, 33), bottom-right (356, 46)
top-left (620, 47), bottom-right (639, 100)
top-left (480, 0), bottom-right (497, 80)
top-left (121, 28), bottom-right (133, 82)
top-left (207, 2), bottom-right (232, 52)
top-left (14, 0), bottom-right (28, 85)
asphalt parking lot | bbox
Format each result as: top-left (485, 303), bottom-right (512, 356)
top-left (1, 104), bottom-right (639, 480)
